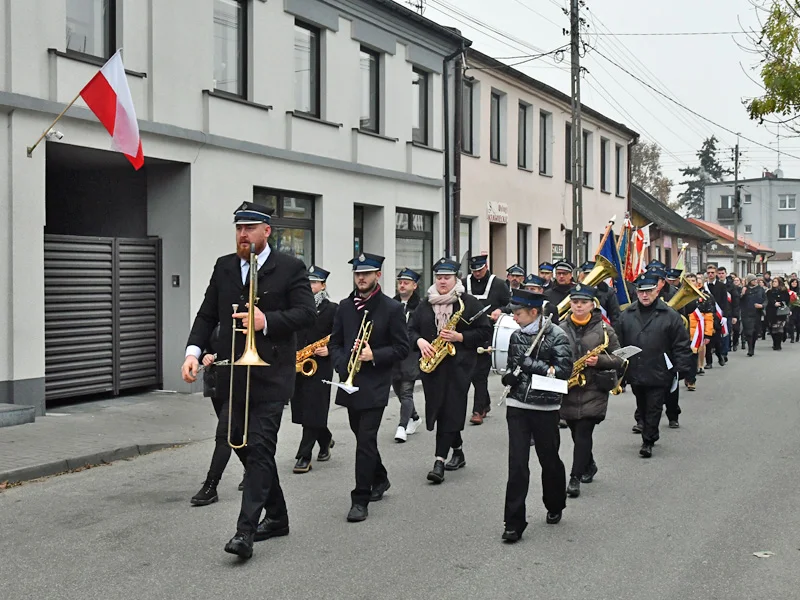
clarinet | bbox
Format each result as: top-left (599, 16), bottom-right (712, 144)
top-left (498, 315), bottom-right (553, 405)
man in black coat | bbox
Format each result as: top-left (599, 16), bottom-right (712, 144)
top-left (703, 263), bottom-right (730, 367)
top-left (291, 266), bottom-right (338, 474)
top-left (538, 262), bottom-right (555, 291)
top-left (616, 272), bottom-right (693, 458)
top-left (328, 253), bottom-right (409, 523)
top-left (544, 259), bottom-right (577, 321)
top-left (718, 266), bottom-right (740, 356)
top-left (462, 255), bottom-right (511, 424)
top-left (181, 201), bottom-right (317, 559)
top-left (392, 268), bottom-right (423, 443)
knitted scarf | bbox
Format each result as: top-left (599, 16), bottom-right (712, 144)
top-left (353, 284), bottom-right (381, 311)
top-left (427, 280), bottom-right (465, 331)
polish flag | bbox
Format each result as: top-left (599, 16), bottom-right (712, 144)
top-left (79, 50), bottom-right (144, 170)
top-left (599, 303), bottom-right (611, 325)
top-left (691, 308), bottom-right (704, 350)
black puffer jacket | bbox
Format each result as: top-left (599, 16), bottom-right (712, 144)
top-left (505, 318), bottom-right (573, 407)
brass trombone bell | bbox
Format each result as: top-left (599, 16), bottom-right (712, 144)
top-left (556, 255), bottom-right (619, 318)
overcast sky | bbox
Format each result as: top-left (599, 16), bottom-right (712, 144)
top-left (406, 0), bottom-right (794, 198)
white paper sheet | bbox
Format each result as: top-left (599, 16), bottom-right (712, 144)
top-left (529, 374), bottom-right (568, 394)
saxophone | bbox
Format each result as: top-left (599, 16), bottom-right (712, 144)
top-left (419, 298), bottom-right (465, 373)
top-left (296, 335), bottom-right (331, 377)
top-left (567, 329), bottom-right (609, 389)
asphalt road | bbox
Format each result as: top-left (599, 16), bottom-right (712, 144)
top-left (2, 344), bottom-right (799, 600)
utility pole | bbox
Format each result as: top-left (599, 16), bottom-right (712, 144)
top-left (732, 138), bottom-right (740, 275)
top-left (570, 0), bottom-right (584, 265)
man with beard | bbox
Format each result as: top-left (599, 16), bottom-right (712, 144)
top-left (506, 264), bottom-right (526, 290)
top-left (392, 268), bottom-right (423, 443)
top-left (462, 255), bottom-right (511, 425)
top-left (328, 253), bottom-right (409, 523)
top-left (181, 201), bottom-right (317, 559)
top-left (410, 258), bottom-right (492, 483)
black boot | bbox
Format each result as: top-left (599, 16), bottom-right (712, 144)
top-left (255, 515), bottom-right (290, 541)
top-left (567, 476), bottom-right (581, 498)
top-left (224, 531), bottom-right (254, 559)
top-left (444, 449), bottom-right (466, 471)
top-left (747, 338), bottom-right (755, 356)
top-left (581, 461), bottom-right (598, 483)
top-left (427, 459), bottom-right (445, 483)
top-left (191, 478), bottom-right (219, 506)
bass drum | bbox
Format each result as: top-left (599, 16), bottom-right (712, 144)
top-left (491, 314), bottom-right (520, 373)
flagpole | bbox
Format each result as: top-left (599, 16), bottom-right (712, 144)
top-left (593, 215), bottom-right (617, 258)
top-left (26, 91), bottom-right (83, 158)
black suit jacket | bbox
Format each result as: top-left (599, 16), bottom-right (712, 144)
top-left (330, 290), bottom-right (409, 410)
top-left (186, 249), bottom-right (317, 404)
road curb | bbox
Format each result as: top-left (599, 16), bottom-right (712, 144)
top-left (0, 442), bottom-right (185, 485)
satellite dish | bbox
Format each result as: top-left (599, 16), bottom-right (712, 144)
top-left (775, 168), bottom-right (784, 179)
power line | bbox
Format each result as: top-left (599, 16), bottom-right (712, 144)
top-left (593, 31), bottom-right (746, 37)
top-left (506, 0), bottom-right (565, 29)
top-left (592, 47), bottom-right (800, 161)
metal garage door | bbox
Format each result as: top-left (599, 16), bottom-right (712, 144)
top-left (44, 235), bottom-right (162, 401)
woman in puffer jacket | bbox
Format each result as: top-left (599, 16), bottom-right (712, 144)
top-left (498, 289), bottom-right (572, 544)
top-left (558, 284), bottom-right (624, 499)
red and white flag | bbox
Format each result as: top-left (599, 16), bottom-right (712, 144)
top-left (691, 308), bottom-right (704, 350)
top-left (790, 290), bottom-right (797, 303)
top-left (599, 303), bottom-right (611, 325)
top-left (79, 50), bottom-right (144, 170)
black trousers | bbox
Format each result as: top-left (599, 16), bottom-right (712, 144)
top-left (209, 398), bottom-right (247, 480)
top-left (435, 431), bottom-right (463, 459)
top-left (221, 401), bottom-right (287, 534)
top-left (731, 320), bottom-right (741, 349)
top-left (705, 333), bottom-right (723, 365)
top-left (566, 419), bottom-right (596, 478)
top-left (504, 407), bottom-right (566, 532)
top-left (633, 378), bottom-right (680, 424)
top-left (470, 352), bottom-right (492, 415)
top-left (745, 331), bottom-right (759, 354)
top-left (631, 386), bottom-right (667, 445)
top-left (392, 379), bottom-right (419, 428)
top-left (296, 426), bottom-right (333, 460)
top-left (347, 407), bottom-right (388, 506)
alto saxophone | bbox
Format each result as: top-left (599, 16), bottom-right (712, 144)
top-left (419, 298), bottom-right (465, 373)
top-left (296, 335), bottom-right (331, 377)
top-left (567, 329), bottom-right (609, 389)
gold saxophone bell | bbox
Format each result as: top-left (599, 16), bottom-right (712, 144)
top-left (296, 335), bottom-right (330, 377)
top-left (298, 358), bottom-right (317, 377)
top-left (227, 244), bottom-right (270, 450)
top-left (558, 255), bottom-right (619, 319)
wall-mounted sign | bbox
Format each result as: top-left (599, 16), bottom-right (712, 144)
top-left (552, 243), bottom-right (564, 259)
top-left (487, 201), bottom-right (509, 224)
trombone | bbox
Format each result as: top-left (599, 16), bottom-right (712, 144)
top-left (227, 243), bottom-right (270, 449)
top-left (324, 310), bottom-right (373, 394)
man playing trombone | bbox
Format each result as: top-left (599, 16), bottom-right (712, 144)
top-left (181, 201), bottom-right (316, 559)
top-left (328, 253), bottom-right (409, 523)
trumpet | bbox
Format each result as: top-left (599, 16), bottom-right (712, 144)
top-left (296, 335), bottom-right (331, 377)
top-left (227, 243), bottom-right (270, 449)
top-left (324, 311), bottom-right (373, 394)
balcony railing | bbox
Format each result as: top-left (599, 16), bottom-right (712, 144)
top-left (717, 207), bottom-right (735, 221)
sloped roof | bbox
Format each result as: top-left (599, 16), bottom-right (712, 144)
top-left (631, 185), bottom-right (715, 242)
top-left (687, 218), bottom-right (776, 254)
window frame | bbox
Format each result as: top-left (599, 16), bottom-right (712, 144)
top-left (359, 46), bottom-right (380, 133)
top-left (459, 218), bottom-right (473, 261)
top-left (778, 223), bottom-right (796, 240)
top-left (600, 137), bottom-right (611, 193)
top-left (743, 193), bottom-right (752, 204)
top-left (582, 130), bottom-right (593, 187)
top-left (517, 102), bottom-right (529, 169)
top-left (412, 67), bottom-right (430, 145)
top-left (539, 110), bottom-right (552, 175)
top-left (614, 143), bottom-right (624, 196)
top-left (744, 224), bottom-right (753, 234)
top-left (462, 80), bottom-right (474, 155)
top-left (294, 20), bottom-right (321, 118)
top-left (517, 223), bottom-right (529, 272)
top-left (565, 122), bottom-right (572, 182)
top-left (252, 187), bottom-right (316, 263)
top-left (396, 209), bottom-right (434, 287)
top-left (720, 195), bottom-right (733, 209)
top-left (778, 193), bottom-right (797, 210)
top-left (490, 91), bottom-right (502, 163)
top-left (66, 0), bottom-right (117, 60)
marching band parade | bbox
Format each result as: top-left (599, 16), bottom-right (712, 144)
top-left (173, 201), bottom-right (790, 559)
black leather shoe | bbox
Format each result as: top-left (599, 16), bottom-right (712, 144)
top-left (669, 420), bottom-right (679, 429)
top-left (317, 439), bottom-right (335, 462)
top-left (444, 450), bottom-right (466, 471)
top-left (632, 423), bottom-right (643, 434)
top-left (559, 419), bottom-right (568, 429)
top-left (347, 504), bottom-right (368, 522)
top-left (502, 529), bottom-right (521, 543)
top-left (427, 459), bottom-right (445, 484)
top-left (254, 516), bottom-right (289, 542)
top-left (224, 531), bottom-right (254, 559)
top-left (639, 443), bottom-right (653, 458)
top-left (567, 476), bottom-right (581, 498)
top-left (546, 511), bottom-right (562, 524)
top-left (581, 461), bottom-right (598, 484)
top-left (293, 457), bottom-right (312, 474)
top-left (370, 479), bottom-right (391, 502)
top-left (190, 478), bottom-right (219, 506)
top-left (238, 475), bottom-right (245, 492)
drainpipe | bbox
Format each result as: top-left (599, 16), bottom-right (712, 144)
top-left (453, 49), bottom-right (464, 263)
top-left (443, 42), bottom-right (468, 261)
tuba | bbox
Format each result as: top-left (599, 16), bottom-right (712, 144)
top-left (557, 255), bottom-right (619, 319)
top-left (227, 243), bottom-right (270, 449)
top-left (419, 298), bottom-right (465, 373)
top-left (296, 335), bottom-right (331, 377)
top-left (667, 274), bottom-right (707, 329)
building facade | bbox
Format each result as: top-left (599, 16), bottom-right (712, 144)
top-left (458, 49), bottom-right (638, 274)
top-left (687, 219), bottom-right (775, 275)
top-left (704, 175), bottom-right (800, 255)
top-left (0, 0), bottom-right (467, 413)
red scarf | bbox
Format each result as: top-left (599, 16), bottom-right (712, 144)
top-left (353, 284), bottom-right (381, 311)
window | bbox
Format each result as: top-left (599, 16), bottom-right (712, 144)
top-left (212, 0), bottom-right (246, 97)
top-left (744, 224), bottom-right (752, 234)
top-left (294, 22), bottom-right (320, 117)
top-left (459, 218), bottom-right (473, 262)
top-left (354, 206), bottom-right (364, 256)
top-left (462, 80), bottom-right (474, 154)
top-left (396, 210), bottom-right (434, 286)
top-left (490, 92), bottom-right (502, 162)
top-left (720, 195), bottom-right (733, 209)
top-left (517, 224), bottom-right (529, 272)
top-left (583, 231), bottom-right (592, 260)
top-left (744, 194), bottom-right (752, 204)
top-left (253, 187), bottom-right (315, 265)
top-left (779, 194), bottom-right (796, 210)
top-left (600, 138), bottom-right (611, 192)
top-left (517, 103), bottom-right (528, 168)
top-left (564, 229), bottom-right (573, 262)
top-left (412, 68), bottom-right (429, 145)
top-left (582, 130), bottom-right (594, 187)
top-left (779, 224), bottom-right (796, 240)
top-left (539, 111), bottom-right (552, 175)
top-left (66, 0), bottom-right (115, 59)
top-left (615, 144), bottom-right (624, 195)
top-left (359, 47), bottom-right (380, 132)
top-left (565, 123), bottom-right (572, 182)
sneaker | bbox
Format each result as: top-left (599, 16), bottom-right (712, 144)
top-left (697, 368), bottom-right (705, 376)
top-left (405, 417), bottom-right (421, 436)
top-left (394, 426), bottom-right (407, 443)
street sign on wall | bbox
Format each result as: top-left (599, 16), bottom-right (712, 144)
top-left (487, 201), bottom-right (508, 223)
top-left (552, 243), bottom-right (564, 259)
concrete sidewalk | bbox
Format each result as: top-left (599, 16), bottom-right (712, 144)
top-left (0, 383), bottom-right (423, 485)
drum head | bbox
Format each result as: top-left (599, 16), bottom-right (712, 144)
top-left (491, 314), bottom-right (520, 373)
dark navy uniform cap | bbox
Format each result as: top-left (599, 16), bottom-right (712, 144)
top-left (233, 201), bottom-right (273, 225)
top-left (397, 268), bottom-right (421, 282)
top-left (635, 273), bottom-right (659, 291)
top-left (349, 253), bottom-right (385, 272)
top-left (523, 274), bottom-right (546, 288)
top-left (433, 258), bottom-right (460, 275)
top-left (509, 289), bottom-right (546, 310)
top-left (579, 261), bottom-right (596, 273)
top-left (666, 268), bottom-right (682, 280)
top-left (469, 255), bottom-right (489, 271)
top-left (570, 283), bottom-right (597, 300)
top-left (554, 260), bottom-right (575, 273)
top-left (307, 265), bottom-right (329, 282)
top-left (506, 264), bottom-right (525, 276)
top-left (646, 266), bottom-right (667, 280)
top-left (646, 260), bottom-right (666, 271)
top-left (538, 262), bottom-right (555, 272)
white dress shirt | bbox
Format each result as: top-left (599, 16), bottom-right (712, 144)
top-left (185, 245), bottom-right (272, 359)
